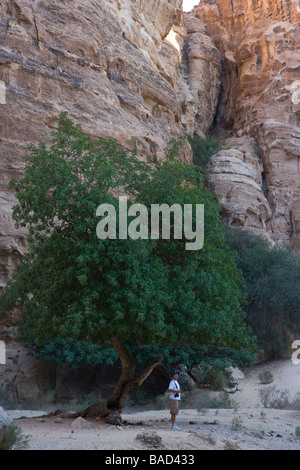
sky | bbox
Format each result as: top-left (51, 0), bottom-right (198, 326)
top-left (182, 0), bottom-right (199, 12)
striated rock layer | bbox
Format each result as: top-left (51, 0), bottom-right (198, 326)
top-left (177, 13), bottom-right (222, 136)
top-left (195, 0), bottom-right (300, 248)
top-left (208, 136), bottom-right (273, 242)
top-left (0, 0), bottom-right (178, 294)
top-left (0, 0), bottom-right (224, 295)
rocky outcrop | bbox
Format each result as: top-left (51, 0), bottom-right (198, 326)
top-left (0, 337), bottom-right (56, 402)
top-left (102, 0), bottom-right (183, 68)
top-left (0, 0), bottom-right (187, 294)
top-left (177, 14), bottom-right (221, 136)
top-left (208, 136), bottom-right (273, 241)
top-left (195, 0), bottom-right (300, 247)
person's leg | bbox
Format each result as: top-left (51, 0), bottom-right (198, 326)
top-left (170, 401), bottom-right (180, 429)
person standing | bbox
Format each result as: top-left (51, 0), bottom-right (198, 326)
top-left (168, 371), bottom-right (181, 430)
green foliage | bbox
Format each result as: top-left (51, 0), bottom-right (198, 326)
top-left (131, 343), bottom-right (256, 370)
top-left (197, 391), bottom-right (237, 409)
top-left (231, 417), bottom-right (243, 431)
top-left (29, 337), bottom-right (256, 371)
top-left (259, 385), bottom-right (290, 409)
top-left (30, 337), bottom-right (118, 367)
top-left (0, 113), bottom-right (255, 365)
top-left (0, 423), bottom-right (29, 450)
top-left (223, 440), bottom-right (240, 450)
top-left (226, 228), bottom-right (300, 357)
top-left (187, 135), bottom-right (221, 168)
top-left (258, 370), bottom-right (273, 385)
top-left (203, 367), bottom-right (229, 389)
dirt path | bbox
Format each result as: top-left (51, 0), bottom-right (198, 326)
top-left (8, 359), bottom-right (300, 450)
top-left (9, 407), bottom-right (300, 450)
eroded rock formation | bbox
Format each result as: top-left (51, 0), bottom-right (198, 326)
top-left (208, 136), bottom-right (273, 241)
top-left (177, 13), bottom-right (222, 136)
top-left (0, 0), bottom-right (181, 293)
top-left (194, 0), bottom-right (300, 247)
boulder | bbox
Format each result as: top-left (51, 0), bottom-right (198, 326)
top-left (71, 416), bottom-right (96, 430)
top-left (226, 366), bottom-right (245, 384)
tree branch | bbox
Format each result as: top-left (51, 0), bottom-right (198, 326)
top-left (110, 334), bottom-right (136, 377)
top-left (131, 353), bottom-right (164, 388)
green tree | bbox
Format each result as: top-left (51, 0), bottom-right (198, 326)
top-left (187, 135), bottom-right (221, 169)
top-left (227, 228), bottom-right (300, 357)
top-left (0, 113), bottom-right (255, 418)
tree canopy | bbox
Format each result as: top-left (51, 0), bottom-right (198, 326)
top-left (0, 113), bottom-right (256, 414)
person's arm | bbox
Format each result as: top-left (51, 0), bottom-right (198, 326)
top-left (168, 381), bottom-right (181, 393)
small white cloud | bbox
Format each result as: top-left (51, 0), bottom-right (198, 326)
top-left (182, 0), bottom-right (199, 12)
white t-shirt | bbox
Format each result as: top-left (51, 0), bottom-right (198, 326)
top-left (168, 379), bottom-right (181, 400)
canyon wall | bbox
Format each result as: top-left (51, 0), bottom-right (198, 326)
top-left (0, 0), bottom-right (222, 294)
top-left (194, 0), bottom-right (300, 247)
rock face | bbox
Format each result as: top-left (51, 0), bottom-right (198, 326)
top-left (102, 0), bottom-right (183, 67)
top-left (177, 14), bottom-right (222, 136)
top-left (0, 336), bottom-right (56, 402)
top-left (208, 136), bottom-right (273, 241)
top-left (0, 0), bottom-right (185, 294)
top-left (195, 0), bottom-right (300, 247)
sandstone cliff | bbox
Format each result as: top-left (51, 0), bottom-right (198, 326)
top-left (0, 0), bottom-right (222, 295)
top-left (0, 0), bottom-right (179, 295)
top-left (194, 0), bottom-right (300, 248)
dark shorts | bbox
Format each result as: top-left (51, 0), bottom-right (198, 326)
top-left (169, 399), bottom-right (180, 415)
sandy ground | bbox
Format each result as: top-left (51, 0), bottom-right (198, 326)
top-left (8, 359), bottom-right (300, 450)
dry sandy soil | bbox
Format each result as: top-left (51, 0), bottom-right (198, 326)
top-left (8, 359), bottom-right (300, 450)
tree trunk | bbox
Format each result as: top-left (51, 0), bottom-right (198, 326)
top-left (61, 336), bottom-right (163, 421)
top-left (105, 334), bottom-right (137, 411)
